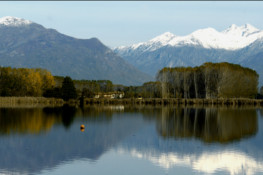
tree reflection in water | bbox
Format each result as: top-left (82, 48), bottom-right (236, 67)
top-left (0, 105), bottom-right (117, 135)
top-left (0, 108), bottom-right (57, 135)
top-left (0, 105), bottom-right (261, 175)
top-left (0, 105), bottom-right (258, 143)
top-left (157, 107), bottom-right (258, 143)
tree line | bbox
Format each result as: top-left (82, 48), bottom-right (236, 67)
top-left (0, 66), bottom-right (116, 100)
top-left (0, 67), bottom-right (54, 97)
top-left (44, 77), bottom-right (118, 100)
top-left (0, 63), bottom-right (261, 100)
top-left (156, 62), bottom-right (259, 99)
top-left (122, 81), bottom-right (161, 98)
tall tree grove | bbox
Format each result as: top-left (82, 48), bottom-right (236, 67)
top-left (156, 62), bottom-right (258, 99)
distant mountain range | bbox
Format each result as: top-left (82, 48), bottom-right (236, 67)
top-left (0, 16), bottom-right (153, 86)
top-left (114, 24), bottom-right (263, 86)
top-left (1, 16), bottom-right (262, 87)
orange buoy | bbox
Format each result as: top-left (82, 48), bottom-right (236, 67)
top-left (80, 124), bottom-right (85, 129)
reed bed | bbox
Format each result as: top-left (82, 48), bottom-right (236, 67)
top-left (1, 97), bottom-right (262, 108)
top-left (0, 97), bottom-right (64, 107)
top-left (83, 98), bottom-right (263, 107)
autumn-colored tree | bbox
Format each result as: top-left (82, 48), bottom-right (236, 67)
top-left (0, 67), bottom-right (55, 97)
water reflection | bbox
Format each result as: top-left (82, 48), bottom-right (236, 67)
top-left (157, 107), bottom-right (258, 143)
top-left (0, 108), bottom-right (57, 135)
top-left (0, 105), bottom-right (262, 175)
top-left (260, 109), bottom-right (263, 117)
top-left (119, 148), bottom-right (263, 175)
top-left (43, 105), bottom-right (77, 129)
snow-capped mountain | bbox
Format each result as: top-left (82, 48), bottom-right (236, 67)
top-left (117, 24), bottom-right (263, 52)
top-left (0, 16), bottom-right (32, 26)
top-left (114, 24), bottom-right (263, 86)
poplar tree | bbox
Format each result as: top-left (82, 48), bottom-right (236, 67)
top-left (156, 62), bottom-right (258, 99)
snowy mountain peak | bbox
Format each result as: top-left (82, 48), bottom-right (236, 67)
top-left (150, 32), bottom-right (176, 43)
top-left (243, 23), bottom-right (258, 31)
top-left (192, 27), bottom-right (218, 34)
top-left (190, 27), bottom-right (220, 39)
top-left (0, 16), bottom-right (32, 26)
top-left (117, 24), bottom-right (263, 51)
top-left (118, 32), bottom-right (177, 51)
top-left (223, 23), bottom-right (260, 36)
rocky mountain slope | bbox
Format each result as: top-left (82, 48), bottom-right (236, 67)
top-left (0, 16), bottom-right (153, 86)
top-left (115, 24), bottom-right (263, 86)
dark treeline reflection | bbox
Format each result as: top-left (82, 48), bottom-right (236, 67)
top-left (0, 105), bottom-right (118, 135)
top-left (157, 107), bottom-right (258, 143)
top-left (43, 105), bottom-right (77, 129)
top-left (0, 106), bottom-right (79, 135)
top-left (0, 106), bottom-right (259, 143)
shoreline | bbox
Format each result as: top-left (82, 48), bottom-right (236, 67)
top-left (83, 98), bottom-right (263, 107)
top-left (0, 97), bottom-right (263, 107)
top-left (0, 97), bottom-right (64, 107)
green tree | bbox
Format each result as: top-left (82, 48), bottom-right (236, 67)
top-left (142, 81), bottom-right (161, 98)
top-left (43, 87), bottom-right (62, 98)
top-left (81, 87), bottom-right (95, 98)
top-left (61, 76), bottom-right (77, 101)
top-left (156, 62), bottom-right (258, 99)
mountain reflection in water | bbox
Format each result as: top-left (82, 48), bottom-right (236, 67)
top-left (117, 148), bottom-right (263, 174)
top-left (0, 105), bottom-right (262, 175)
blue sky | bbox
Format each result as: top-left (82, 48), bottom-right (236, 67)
top-left (0, 1), bottom-right (263, 48)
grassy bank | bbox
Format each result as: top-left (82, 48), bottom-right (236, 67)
top-left (1, 97), bottom-right (263, 107)
top-left (0, 97), bottom-right (64, 107)
top-left (83, 98), bottom-right (263, 107)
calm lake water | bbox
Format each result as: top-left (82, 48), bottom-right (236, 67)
top-left (0, 105), bottom-right (263, 175)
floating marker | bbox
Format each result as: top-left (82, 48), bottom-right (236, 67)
top-left (80, 124), bottom-right (85, 129)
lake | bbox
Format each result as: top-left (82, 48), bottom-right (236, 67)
top-left (0, 105), bottom-right (263, 175)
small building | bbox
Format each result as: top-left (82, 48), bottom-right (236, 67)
top-left (94, 92), bottom-right (124, 99)
top-left (94, 94), bottom-right (100, 99)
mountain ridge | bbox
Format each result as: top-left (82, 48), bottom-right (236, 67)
top-left (114, 24), bottom-right (263, 86)
top-left (0, 16), bottom-right (153, 86)
top-left (116, 24), bottom-right (263, 52)
top-left (0, 16), bottom-right (32, 26)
